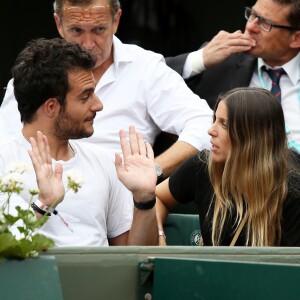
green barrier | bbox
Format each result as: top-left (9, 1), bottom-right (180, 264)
top-left (3, 212), bottom-right (300, 299)
top-left (153, 257), bottom-right (300, 299)
top-left (45, 246), bottom-right (300, 300)
top-left (0, 256), bottom-right (63, 300)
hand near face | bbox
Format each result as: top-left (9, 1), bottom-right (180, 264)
top-left (28, 131), bottom-right (65, 207)
top-left (115, 126), bottom-right (156, 202)
top-left (203, 30), bottom-right (256, 68)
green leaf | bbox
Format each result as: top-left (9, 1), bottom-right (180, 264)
top-left (4, 214), bottom-right (21, 225)
top-left (31, 234), bottom-right (55, 251)
top-left (17, 226), bottom-right (29, 236)
top-left (0, 233), bottom-right (19, 252)
top-left (15, 206), bottom-right (32, 218)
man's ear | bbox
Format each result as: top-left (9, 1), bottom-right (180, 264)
top-left (44, 97), bottom-right (61, 118)
top-left (54, 13), bottom-right (65, 38)
top-left (113, 9), bottom-right (122, 35)
top-left (290, 30), bottom-right (300, 49)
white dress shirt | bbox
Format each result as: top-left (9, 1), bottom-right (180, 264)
top-left (0, 36), bottom-right (212, 154)
top-left (250, 54), bottom-right (300, 145)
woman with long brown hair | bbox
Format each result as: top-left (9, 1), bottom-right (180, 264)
top-left (156, 87), bottom-right (300, 246)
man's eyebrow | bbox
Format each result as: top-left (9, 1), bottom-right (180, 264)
top-left (85, 87), bottom-right (95, 93)
top-left (251, 8), bottom-right (272, 22)
top-left (79, 87), bottom-right (95, 96)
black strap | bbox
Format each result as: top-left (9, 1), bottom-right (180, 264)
top-left (133, 197), bottom-right (156, 210)
top-left (31, 202), bottom-right (51, 216)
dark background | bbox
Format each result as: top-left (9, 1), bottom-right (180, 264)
top-left (0, 0), bottom-right (255, 97)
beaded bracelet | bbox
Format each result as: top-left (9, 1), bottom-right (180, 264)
top-left (158, 229), bottom-right (166, 239)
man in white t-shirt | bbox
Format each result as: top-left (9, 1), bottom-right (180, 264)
top-left (0, 0), bottom-right (212, 181)
top-left (0, 37), bottom-right (157, 247)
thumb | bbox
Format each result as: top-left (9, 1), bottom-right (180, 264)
top-left (54, 163), bottom-right (63, 181)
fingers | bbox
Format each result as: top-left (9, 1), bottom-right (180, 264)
top-left (137, 132), bottom-right (147, 156)
top-left (119, 126), bottom-right (150, 157)
top-left (119, 129), bottom-right (131, 158)
top-left (114, 153), bottom-right (124, 179)
top-left (28, 131), bottom-right (52, 178)
top-left (204, 30), bottom-right (256, 68)
top-left (28, 136), bottom-right (42, 173)
top-left (37, 131), bottom-right (48, 165)
top-left (129, 126), bottom-right (139, 155)
top-left (42, 134), bottom-right (52, 165)
top-left (145, 142), bottom-right (154, 161)
top-left (114, 153), bottom-right (123, 167)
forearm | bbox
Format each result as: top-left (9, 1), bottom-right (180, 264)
top-left (156, 197), bottom-right (170, 230)
top-left (127, 207), bottom-right (158, 245)
top-left (155, 141), bottom-right (198, 178)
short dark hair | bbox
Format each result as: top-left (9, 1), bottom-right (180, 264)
top-left (273, 0), bottom-right (300, 28)
top-left (12, 37), bottom-right (96, 123)
top-left (54, 0), bottom-right (121, 18)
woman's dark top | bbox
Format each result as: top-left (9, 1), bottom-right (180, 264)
top-left (169, 151), bottom-right (300, 246)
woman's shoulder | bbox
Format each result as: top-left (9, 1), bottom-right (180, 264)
top-left (289, 150), bottom-right (300, 167)
top-left (173, 151), bottom-right (210, 183)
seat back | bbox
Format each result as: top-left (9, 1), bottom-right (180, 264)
top-left (153, 257), bottom-right (300, 300)
top-left (164, 213), bottom-right (201, 246)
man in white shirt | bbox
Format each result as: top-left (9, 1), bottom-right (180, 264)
top-left (0, 0), bottom-right (212, 180)
top-left (166, 0), bottom-right (300, 151)
top-left (0, 37), bottom-right (157, 247)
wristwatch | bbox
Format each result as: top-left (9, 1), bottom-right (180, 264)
top-left (155, 163), bottom-right (164, 182)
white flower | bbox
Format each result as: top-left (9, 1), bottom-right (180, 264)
top-left (26, 214), bottom-right (37, 226)
top-left (0, 172), bottom-right (25, 194)
top-left (65, 169), bottom-right (84, 193)
top-left (0, 208), bottom-right (5, 222)
top-left (0, 208), bottom-right (6, 232)
top-left (6, 162), bottom-right (31, 174)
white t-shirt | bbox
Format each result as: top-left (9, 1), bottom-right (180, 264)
top-left (0, 134), bottom-right (133, 247)
top-left (0, 36), bottom-right (212, 153)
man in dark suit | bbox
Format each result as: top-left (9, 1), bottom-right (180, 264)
top-left (166, 0), bottom-right (300, 149)
top-left (167, 50), bottom-right (256, 109)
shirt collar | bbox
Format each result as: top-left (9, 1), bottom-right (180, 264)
top-left (258, 52), bottom-right (300, 86)
top-left (112, 35), bottom-right (135, 73)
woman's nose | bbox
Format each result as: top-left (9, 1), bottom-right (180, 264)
top-left (208, 124), bottom-right (217, 136)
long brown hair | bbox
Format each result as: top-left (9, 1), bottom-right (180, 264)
top-left (209, 87), bottom-right (289, 246)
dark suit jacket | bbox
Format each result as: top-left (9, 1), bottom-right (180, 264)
top-left (166, 52), bottom-right (257, 109)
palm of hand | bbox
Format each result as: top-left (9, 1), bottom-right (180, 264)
top-left (36, 163), bottom-right (65, 206)
top-left (117, 153), bottom-right (156, 194)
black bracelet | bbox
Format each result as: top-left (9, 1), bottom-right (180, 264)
top-left (133, 197), bottom-right (156, 210)
top-left (31, 202), bottom-right (51, 216)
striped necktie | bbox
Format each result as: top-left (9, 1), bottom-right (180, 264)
top-left (262, 66), bottom-right (286, 102)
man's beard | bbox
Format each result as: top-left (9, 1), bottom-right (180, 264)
top-left (54, 109), bottom-right (94, 140)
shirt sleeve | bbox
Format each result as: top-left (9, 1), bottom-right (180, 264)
top-left (182, 49), bottom-right (206, 79)
top-left (143, 54), bottom-right (212, 151)
top-left (169, 153), bottom-right (202, 204)
top-left (106, 160), bottom-right (134, 239)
